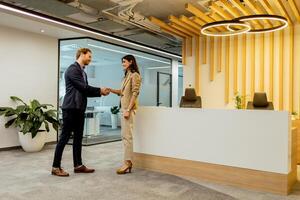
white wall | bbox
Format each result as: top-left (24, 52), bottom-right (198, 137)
top-left (0, 25), bottom-right (58, 148)
top-left (184, 24), bottom-right (300, 111)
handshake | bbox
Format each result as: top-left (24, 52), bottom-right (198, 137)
top-left (100, 87), bottom-right (111, 96)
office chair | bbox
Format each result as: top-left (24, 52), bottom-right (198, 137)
top-left (179, 88), bottom-right (202, 108)
top-left (247, 92), bottom-right (274, 110)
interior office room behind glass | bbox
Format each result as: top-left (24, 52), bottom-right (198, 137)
top-left (59, 38), bottom-right (183, 145)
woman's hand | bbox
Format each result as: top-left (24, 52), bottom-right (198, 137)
top-left (123, 110), bottom-right (130, 119)
top-left (109, 88), bottom-right (121, 96)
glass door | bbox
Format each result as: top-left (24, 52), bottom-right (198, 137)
top-left (157, 72), bottom-right (172, 107)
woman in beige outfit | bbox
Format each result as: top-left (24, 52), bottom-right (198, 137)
top-left (109, 55), bottom-right (141, 174)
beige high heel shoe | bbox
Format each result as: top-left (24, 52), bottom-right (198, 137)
top-left (116, 160), bottom-right (133, 175)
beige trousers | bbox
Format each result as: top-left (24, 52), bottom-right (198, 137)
top-left (121, 110), bottom-right (135, 161)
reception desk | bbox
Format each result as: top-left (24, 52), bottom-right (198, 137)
top-left (133, 107), bottom-right (297, 195)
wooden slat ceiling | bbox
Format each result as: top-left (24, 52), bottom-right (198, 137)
top-left (149, 0), bottom-right (300, 39)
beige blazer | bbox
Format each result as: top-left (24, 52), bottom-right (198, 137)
top-left (120, 71), bottom-right (141, 110)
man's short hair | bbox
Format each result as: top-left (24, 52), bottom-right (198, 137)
top-left (76, 48), bottom-right (92, 59)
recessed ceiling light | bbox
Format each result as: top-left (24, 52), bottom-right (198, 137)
top-left (40, 29), bottom-right (45, 33)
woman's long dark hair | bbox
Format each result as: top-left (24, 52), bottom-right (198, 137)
top-left (122, 55), bottom-right (140, 75)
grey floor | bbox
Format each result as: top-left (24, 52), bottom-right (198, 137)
top-left (0, 142), bottom-right (299, 200)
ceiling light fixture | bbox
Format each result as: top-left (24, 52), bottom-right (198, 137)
top-left (232, 14), bottom-right (288, 34)
top-left (201, 14), bottom-right (288, 36)
top-left (201, 20), bottom-right (251, 37)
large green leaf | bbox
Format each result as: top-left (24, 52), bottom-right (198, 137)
top-left (10, 96), bottom-right (27, 105)
top-left (45, 110), bottom-right (57, 118)
top-left (5, 118), bottom-right (16, 128)
top-left (30, 99), bottom-right (41, 110)
top-left (16, 105), bottom-right (26, 113)
top-left (0, 107), bottom-right (12, 116)
top-left (44, 121), bottom-right (49, 132)
top-left (4, 108), bottom-right (17, 117)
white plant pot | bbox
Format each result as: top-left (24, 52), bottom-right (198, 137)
top-left (111, 114), bottom-right (118, 129)
top-left (18, 131), bottom-right (46, 152)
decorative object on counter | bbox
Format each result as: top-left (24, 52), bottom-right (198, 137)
top-left (110, 106), bottom-right (120, 129)
top-left (292, 112), bottom-right (298, 120)
top-left (0, 96), bottom-right (59, 152)
top-left (233, 93), bottom-right (248, 109)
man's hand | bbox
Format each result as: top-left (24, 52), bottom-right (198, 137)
top-left (101, 87), bottom-right (110, 96)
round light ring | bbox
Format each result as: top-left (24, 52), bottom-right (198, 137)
top-left (232, 14), bottom-right (288, 33)
top-left (201, 20), bottom-right (251, 37)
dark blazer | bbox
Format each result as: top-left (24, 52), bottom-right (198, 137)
top-left (62, 62), bottom-right (101, 111)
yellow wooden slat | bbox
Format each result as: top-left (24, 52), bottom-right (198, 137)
top-left (225, 37), bottom-right (230, 104)
top-left (218, 0), bottom-right (240, 18)
top-left (169, 23), bottom-right (194, 37)
top-left (244, 0), bottom-right (273, 27)
top-left (259, 0), bottom-right (276, 14)
top-left (279, 30), bottom-right (284, 110)
top-left (179, 15), bottom-right (201, 30)
top-left (186, 3), bottom-right (215, 23)
top-left (287, 0), bottom-right (300, 22)
top-left (169, 15), bottom-right (200, 35)
top-left (185, 3), bottom-right (225, 32)
top-left (195, 36), bottom-right (201, 95)
top-left (250, 35), bottom-right (255, 99)
top-left (210, 2), bottom-right (233, 19)
top-left (269, 32), bottom-right (274, 102)
top-left (187, 37), bottom-right (193, 57)
top-left (259, 34), bottom-right (265, 92)
top-left (203, 36), bottom-right (207, 64)
top-left (150, 17), bottom-right (188, 38)
top-left (233, 36), bottom-right (238, 93)
top-left (182, 38), bottom-right (186, 65)
top-left (242, 34), bottom-right (247, 105)
top-left (289, 27), bottom-right (294, 112)
top-left (230, 0), bottom-right (264, 28)
top-left (210, 37), bottom-right (215, 81)
top-left (258, 0), bottom-right (280, 26)
top-left (218, 37), bottom-right (222, 72)
top-left (273, 0), bottom-right (293, 24)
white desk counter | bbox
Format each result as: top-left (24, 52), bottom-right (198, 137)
top-left (132, 107), bottom-right (297, 195)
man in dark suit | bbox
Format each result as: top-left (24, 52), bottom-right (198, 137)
top-left (52, 48), bottom-right (109, 177)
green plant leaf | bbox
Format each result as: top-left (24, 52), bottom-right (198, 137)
top-left (4, 108), bottom-right (17, 117)
top-left (44, 121), bottom-right (49, 132)
top-left (4, 118), bottom-right (16, 128)
top-left (10, 96), bottom-right (27, 105)
top-left (30, 99), bottom-right (41, 110)
top-left (45, 110), bottom-right (57, 118)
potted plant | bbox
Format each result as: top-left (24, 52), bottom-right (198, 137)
top-left (0, 96), bottom-right (59, 152)
top-left (233, 93), bottom-right (248, 109)
top-left (110, 106), bottom-right (120, 129)
top-left (291, 112), bottom-right (298, 120)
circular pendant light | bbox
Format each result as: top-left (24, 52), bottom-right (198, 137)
top-left (228, 15), bottom-right (288, 34)
top-left (201, 20), bottom-right (251, 37)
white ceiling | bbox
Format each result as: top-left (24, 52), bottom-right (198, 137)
top-left (0, 9), bottom-right (83, 38)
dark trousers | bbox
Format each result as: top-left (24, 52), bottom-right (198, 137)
top-left (52, 109), bottom-right (85, 168)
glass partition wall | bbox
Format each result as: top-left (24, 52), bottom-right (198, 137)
top-left (59, 38), bottom-right (180, 145)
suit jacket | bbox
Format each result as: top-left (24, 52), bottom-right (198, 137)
top-left (62, 62), bottom-right (101, 111)
top-left (120, 71), bottom-right (141, 110)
